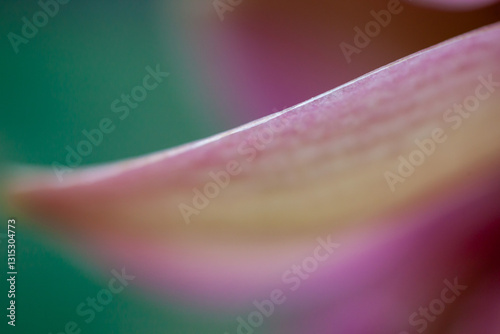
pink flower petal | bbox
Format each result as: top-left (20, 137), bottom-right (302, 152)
top-left (4, 23), bottom-right (500, 334)
top-left (409, 0), bottom-right (499, 10)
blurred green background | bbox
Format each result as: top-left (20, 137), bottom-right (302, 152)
top-left (0, 1), bottom-right (232, 333)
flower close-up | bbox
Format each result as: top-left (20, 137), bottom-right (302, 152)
top-left (1, 0), bottom-right (500, 333)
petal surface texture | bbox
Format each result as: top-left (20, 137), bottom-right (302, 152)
top-left (6, 22), bottom-right (500, 334)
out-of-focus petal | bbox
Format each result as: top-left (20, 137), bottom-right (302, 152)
top-left (4, 23), bottom-right (500, 333)
top-left (8, 22), bottom-right (500, 235)
top-left (171, 0), bottom-right (500, 122)
top-left (409, 0), bottom-right (500, 11)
